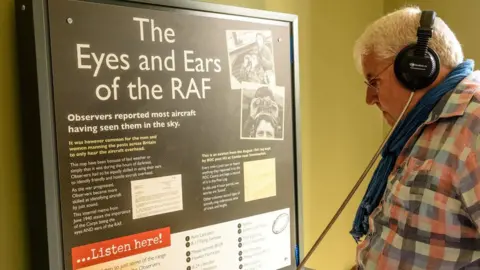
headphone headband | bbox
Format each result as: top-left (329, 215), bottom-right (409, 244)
top-left (420, 10), bottom-right (436, 29)
top-left (415, 10), bottom-right (436, 57)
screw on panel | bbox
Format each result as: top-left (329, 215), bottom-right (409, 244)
top-left (67, 18), bottom-right (73, 24)
top-left (277, 38), bottom-right (282, 42)
top-left (21, 5), bottom-right (26, 11)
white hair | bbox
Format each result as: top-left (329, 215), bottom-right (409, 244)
top-left (353, 6), bottom-right (464, 75)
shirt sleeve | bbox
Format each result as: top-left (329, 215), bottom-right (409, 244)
top-left (458, 136), bottom-right (480, 231)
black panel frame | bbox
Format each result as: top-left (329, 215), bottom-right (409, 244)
top-left (14, 0), bottom-right (302, 269)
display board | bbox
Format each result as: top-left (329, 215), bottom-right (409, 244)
top-left (16, 0), bottom-right (302, 269)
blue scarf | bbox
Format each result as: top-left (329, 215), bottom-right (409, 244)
top-left (350, 59), bottom-right (475, 242)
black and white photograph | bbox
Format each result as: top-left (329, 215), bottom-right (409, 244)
top-left (240, 82), bottom-right (284, 140)
top-left (226, 30), bottom-right (276, 89)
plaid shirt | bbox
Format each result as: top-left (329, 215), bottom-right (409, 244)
top-left (356, 70), bottom-right (480, 269)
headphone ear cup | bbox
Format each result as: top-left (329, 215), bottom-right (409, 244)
top-left (394, 44), bottom-right (440, 91)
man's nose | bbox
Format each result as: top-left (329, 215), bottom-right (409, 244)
top-left (365, 88), bottom-right (378, 105)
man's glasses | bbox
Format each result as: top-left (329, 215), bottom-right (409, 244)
top-left (363, 62), bottom-right (393, 93)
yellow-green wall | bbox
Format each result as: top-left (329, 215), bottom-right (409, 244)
top-left (1, 0), bottom-right (385, 269)
top-left (300, 1), bottom-right (383, 268)
top-left (0, 0), bottom-right (27, 270)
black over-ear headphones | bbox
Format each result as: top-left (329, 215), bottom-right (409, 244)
top-left (394, 10), bottom-right (440, 91)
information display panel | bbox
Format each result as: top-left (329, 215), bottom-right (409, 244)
top-left (16, 0), bottom-right (302, 269)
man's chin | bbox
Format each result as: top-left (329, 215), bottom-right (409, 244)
top-left (382, 112), bottom-right (395, 126)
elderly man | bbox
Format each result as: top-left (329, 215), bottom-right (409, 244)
top-left (351, 6), bottom-right (480, 269)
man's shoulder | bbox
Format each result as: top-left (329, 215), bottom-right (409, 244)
top-left (456, 70), bottom-right (480, 124)
top-left (442, 71), bottom-right (480, 135)
top-left (425, 71), bottom-right (480, 146)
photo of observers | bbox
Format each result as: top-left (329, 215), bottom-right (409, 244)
top-left (226, 30), bottom-right (276, 89)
